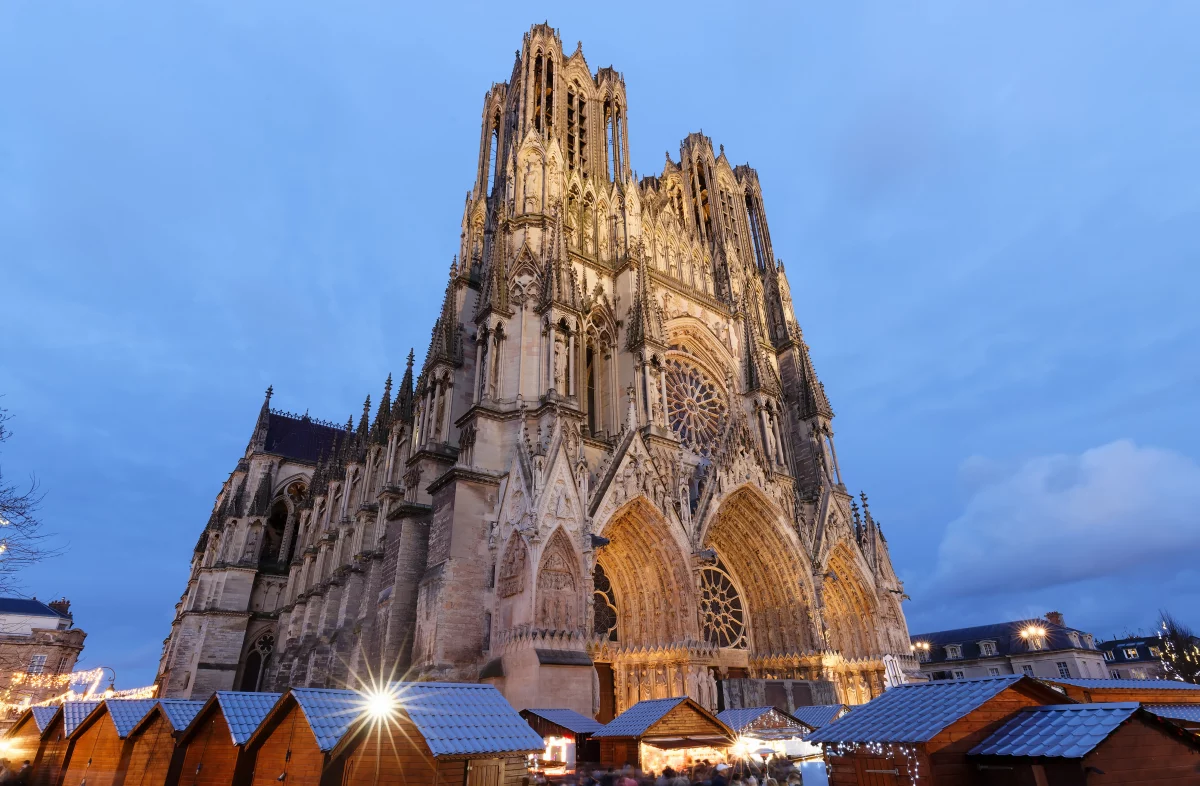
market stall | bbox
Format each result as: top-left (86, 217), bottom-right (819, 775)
top-left (592, 697), bottom-right (735, 772)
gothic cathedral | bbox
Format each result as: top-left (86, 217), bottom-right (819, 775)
top-left (156, 24), bottom-right (915, 718)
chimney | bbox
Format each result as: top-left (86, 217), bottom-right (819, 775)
top-left (1045, 611), bottom-right (1064, 627)
top-left (48, 598), bottom-right (71, 617)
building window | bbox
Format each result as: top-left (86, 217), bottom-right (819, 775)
top-left (1021, 665), bottom-right (1035, 677)
top-left (1149, 646), bottom-right (1162, 658)
top-left (988, 667), bottom-right (1000, 677)
top-left (1056, 662), bottom-right (1070, 678)
top-left (946, 645), bottom-right (962, 660)
top-left (979, 641), bottom-right (997, 657)
top-left (1067, 632), bottom-right (1080, 648)
top-left (953, 670), bottom-right (965, 680)
top-left (1110, 669), bottom-right (1120, 679)
top-left (916, 648), bottom-right (931, 663)
top-left (1122, 647), bottom-right (1139, 660)
top-left (1131, 668), bottom-right (1147, 679)
top-left (1103, 650), bottom-right (1114, 662)
top-left (56, 656), bottom-right (69, 674)
top-left (27, 655), bottom-right (46, 675)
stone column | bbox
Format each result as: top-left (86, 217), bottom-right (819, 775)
top-left (473, 335), bottom-right (484, 405)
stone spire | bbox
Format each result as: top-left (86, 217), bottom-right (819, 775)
top-left (425, 260), bottom-right (463, 370)
top-left (247, 385), bottom-right (273, 454)
top-left (624, 240), bottom-right (665, 351)
top-left (741, 294), bottom-right (780, 396)
top-left (393, 349), bottom-right (416, 422)
top-left (539, 209), bottom-right (579, 311)
top-left (249, 462), bottom-right (275, 517)
top-left (477, 202), bottom-right (511, 317)
top-left (356, 395), bottom-right (371, 443)
top-left (796, 335), bottom-right (834, 420)
top-left (372, 374), bottom-right (393, 443)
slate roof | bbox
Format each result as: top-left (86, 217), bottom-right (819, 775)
top-left (106, 699), bottom-right (160, 738)
top-left (264, 413), bottom-right (347, 464)
top-left (0, 598), bottom-right (70, 618)
top-left (807, 676), bottom-right (1027, 745)
top-left (1097, 636), bottom-right (1164, 665)
top-left (524, 708), bottom-right (605, 735)
top-left (910, 619), bottom-right (1094, 665)
top-left (31, 706), bottom-right (58, 732)
top-left (593, 697), bottom-right (689, 738)
top-left (159, 700), bottom-right (206, 732)
top-left (1045, 678), bottom-right (1200, 691)
top-left (790, 705), bottom-right (847, 729)
top-left (291, 689), bottom-right (364, 752)
top-left (969, 703), bottom-right (1137, 757)
top-left (62, 701), bottom-right (102, 736)
top-left (216, 691), bottom-right (282, 745)
top-left (1145, 704), bottom-right (1200, 723)
top-left (396, 682), bottom-right (546, 756)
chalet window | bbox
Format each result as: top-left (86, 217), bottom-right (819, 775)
top-left (1122, 647), bottom-right (1139, 660)
top-left (952, 670), bottom-right (965, 680)
top-left (1103, 650), bottom-right (1114, 662)
top-left (1056, 662), bottom-right (1070, 678)
top-left (1021, 665), bottom-right (1035, 677)
top-left (945, 645), bottom-right (962, 660)
top-left (979, 641), bottom-right (997, 657)
top-left (27, 654), bottom-right (46, 675)
top-left (987, 667), bottom-right (1000, 677)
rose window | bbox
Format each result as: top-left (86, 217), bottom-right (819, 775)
top-left (698, 564), bottom-right (746, 649)
top-left (665, 358), bottom-right (727, 455)
top-left (593, 564), bottom-right (618, 641)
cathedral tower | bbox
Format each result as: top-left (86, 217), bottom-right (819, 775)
top-left (157, 24), bottom-right (914, 716)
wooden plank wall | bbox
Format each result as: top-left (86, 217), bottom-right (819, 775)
top-left (248, 703), bottom-right (325, 786)
top-left (6, 714), bottom-right (45, 767)
top-left (648, 705), bottom-right (725, 738)
top-left (1062, 685), bottom-right (1200, 705)
top-left (177, 711), bottom-right (242, 786)
top-left (118, 712), bottom-right (176, 786)
top-left (338, 716), bottom-right (437, 786)
top-left (31, 717), bottom-right (67, 786)
top-left (924, 686), bottom-right (1048, 786)
top-left (1084, 717), bottom-right (1200, 784)
top-left (61, 717), bottom-right (125, 786)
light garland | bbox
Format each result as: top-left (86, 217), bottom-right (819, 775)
top-left (0, 667), bottom-right (157, 716)
top-left (820, 741), bottom-right (924, 782)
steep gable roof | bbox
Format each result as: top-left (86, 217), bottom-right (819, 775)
top-left (807, 676), bottom-right (1060, 745)
top-left (62, 701), bottom-right (102, 736)
top-left (969, 703), bottom-right (1138, 758)
top-left (392, 682), bottom-right (545, 756)
top-left (789, 704), bottom-right (848, 729)
top-left (105, 699), bottom-right (160, 738)
top-left (523, 708), bottom-right (604, 735)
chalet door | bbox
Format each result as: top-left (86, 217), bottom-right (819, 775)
top-left (855, 757), bottom-right (899, 786)
top-left (466, 758), bottom-right (503, 786)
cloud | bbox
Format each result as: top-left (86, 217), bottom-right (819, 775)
top-left (929, 440), bottom-right (1200, 595)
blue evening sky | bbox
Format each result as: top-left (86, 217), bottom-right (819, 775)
top-left (2, 2), bottom-right (1198, 688)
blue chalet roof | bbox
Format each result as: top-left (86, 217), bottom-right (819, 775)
top-left (106, 699), bottom-right (159, 738)
top-left (397, 682), bottom-right (545, 756)
top-left (31, 706), bottom-right (58, 732)
top-left (717, 707), bottom-right (775, 733)
top-left (216, 691), bottom-right (283, 745)
top-left (790, 705), bottom-right (847, 730)
top-left (291, 689), bottom-right (364, 752)
top-left (1046, 678), bottom-right (1200, 691)
top-left (808, 676), bottom-right (1028, 745)
top-left (159, 700), bottom-right (206, 732)
top-left (62, 701), bottom-right (102, 736)
top-left (1144, 704), bottom-right (1200, 723)
top-left (593, 697), bottom-right (689, 738)
top-left (524, 708), bottom-right (605, 735)
top-left (970, 703), bottom-right (1138, 758)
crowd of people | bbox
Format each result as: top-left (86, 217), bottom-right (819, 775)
top-left (0, 759), bottom-right (31, 786)
top-left (541, 757), bottom-right (805, 786)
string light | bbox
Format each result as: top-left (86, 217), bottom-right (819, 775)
top-left (0, 668), bottom-right (157, 716)
top-left (821, 741), bottom-right (924, 783)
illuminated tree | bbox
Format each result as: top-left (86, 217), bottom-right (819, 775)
top-left (1159, 610), bottom-right (1200, 685)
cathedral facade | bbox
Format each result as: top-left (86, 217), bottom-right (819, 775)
top-left (156, 24), bottom-right (914, 718)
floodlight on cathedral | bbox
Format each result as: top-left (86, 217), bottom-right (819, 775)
top-left (155, 22), bottom-right (916, 716)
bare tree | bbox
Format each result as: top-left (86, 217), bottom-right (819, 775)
top-left (0, 406), bottom-right (60, 595)
top-left (1159, 610), bottom-right (1200, 684)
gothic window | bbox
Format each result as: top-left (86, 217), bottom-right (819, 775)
top-left (593, 563), bottom-right (618, 641)
top-left (604, 99), bottom-right (615, 181)
top-left (698, 563), bottom-right (746, 649)
top-left (746, 193), bottom-right (767, 271)
top-left (567, 88), bottom-right (578, 169)
top-left (665, 357), bottom-right (727, 455)
top-left (533, 53), bottom-right (544, 132)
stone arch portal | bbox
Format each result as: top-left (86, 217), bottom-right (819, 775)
top-left (703, 485), bottom-right (818, 655)
top-left (823, 542), bottom-right (880, 660)
top-left (594, 497), bottom-right (697, 647)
